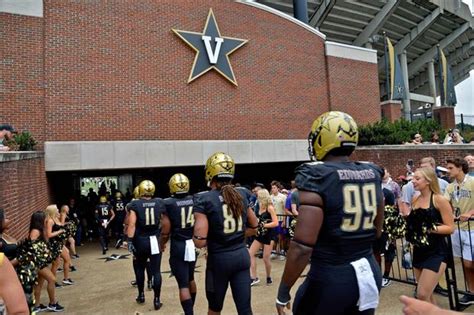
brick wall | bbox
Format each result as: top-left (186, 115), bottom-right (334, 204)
top-left (326, 56), bottom-right (381, 125)
top-left (42, 0), bottom-right (330, 141)
top-left (0, 13), bottom-right (45, 147)
top-left (0, 154), bottom-right (50, 239)
top-left (3, 1), bottom-right (382, 146)
top-left (352, 145), bottom-right (474, 179)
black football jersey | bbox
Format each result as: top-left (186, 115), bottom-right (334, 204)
top-left (95, 203), bottom-right (113, 220)
top-left (295, 161), bottom-right (383, 264)
top-left (112, 199), bottom-right (126, 215)
top-left (164, 195), bottom-right (194, 241)
top-left (193, 189), bottom-right (249, 254)
top-left (128, 198), bottom-right (166, 237)
top-left (235, 186), bottom-right (253, 204)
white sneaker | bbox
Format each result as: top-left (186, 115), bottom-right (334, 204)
top-left (250, 278), bottom-right (260, 286)
top-left (270, 253), bottom-right (278, 260)
top-left (382, 278), bottom-right (391, 287)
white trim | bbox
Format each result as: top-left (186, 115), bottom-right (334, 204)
top-left (236, 0), bottom-right (326, 40)
top-left (44, 140), bottom-right (310, 171)
top-left (0, 0), bottom-right (43, 17)
top-left (325, 41), bottom-right (378, 64)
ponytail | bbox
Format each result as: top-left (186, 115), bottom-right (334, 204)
top-left (217, 181), bottom-right (243, 220)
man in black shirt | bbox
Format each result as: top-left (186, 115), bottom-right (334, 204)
top-left (95, 196), bottom-right (114, 255)
top-left (193, 152), bottom-right (258, 315)
top-left (164, 173), bottom-right (196, 315)
top-left (276, 111), bottom-right (384, 315)
top-left (127, 180), bottom-right (170, 310)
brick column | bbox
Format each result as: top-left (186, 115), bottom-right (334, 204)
top-left (380, 100), bottom-right (402, 122)
top-left (433, 106), bottom-right (455, 129)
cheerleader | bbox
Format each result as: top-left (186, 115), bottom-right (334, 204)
top-left (29, 211), bottom-right (65, 312)
top-left (248, 189), bottom-right (278, 286)
top-left (45, 205), bottom-right (74, 286)
top-left (407, 168), bottom-right (454, 304)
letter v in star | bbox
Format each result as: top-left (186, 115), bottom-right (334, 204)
top-left (172, 8), bottom-right (248, 86)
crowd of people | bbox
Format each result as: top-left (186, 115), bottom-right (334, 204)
top-left (1, 111), bottom-right (474, 315)
top-left (409, 129), bottom-right (474, 145)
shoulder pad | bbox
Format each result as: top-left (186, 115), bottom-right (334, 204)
top-left (195, 190), bottom-right (209, 195)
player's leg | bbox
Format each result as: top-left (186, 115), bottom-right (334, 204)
top-left (206, 255), bottom-right (229, 314)
top-left (149, 253), bottom-right (163, 309)
top-left (229, 247), bottom-right (252, 315)
top-left (171, 256), bottom-right (194, 315)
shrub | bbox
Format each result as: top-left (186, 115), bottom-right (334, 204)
top-left (358, 119), bottom-right (446, 145)
top-left (13, 131), bottom-right (37, 151)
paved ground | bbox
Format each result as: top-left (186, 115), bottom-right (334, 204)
top-left (42, 242), bottom-right (474, 314)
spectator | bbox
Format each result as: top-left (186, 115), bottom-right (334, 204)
top-left (270, 181), bottom-right (287, 260)
top-left (382, 167), bottom-right (401, 200)
top-left (412, 134), bottom-right (423, 145)
top-left (444, 158), bottom-right (474, 305)
top-left (0, 252), bottom-right (29, 314)
top-left (400, 295), bottom-right (460, 315)
top-left (430, 132), bottom-right (440, 144)
top-left (443, 129), bottom-right (464, 144)
top-left (399, 157), bottom-right (449, 216)
top-left (0, 124), bottom-right (17, 151)
top-left (465, 155), bottom-right (474, 177)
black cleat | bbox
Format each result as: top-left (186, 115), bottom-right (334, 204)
top-left (136, 292), bottom-right (145, 304)
top-left (130, 280), bottom-right (137, 287)
top-left (154, 297), bottom-right (162, 310)
top-left (115, 239), bottom-right (123, 249)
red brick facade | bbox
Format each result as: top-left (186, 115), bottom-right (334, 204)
top-left (1, 1), bottom-right (381, 145)
top-left (326, 56), bottom-right (381, 125)
top-left (0, 13), bottom-right (45, 147)
top-left (0, 154), bottom-right (50, 239)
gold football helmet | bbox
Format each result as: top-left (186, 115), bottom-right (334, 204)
top-left (133, 186), bottom-right (139, 199)
top-left (308, 111), bottom-right (358, 161)
top-left (138, 180), bottom-right (155, 197)
top-left (169, 173), bottom-right (190, 195)
top-left (205, 152), bottom-right (235, 185)
top-left (99, 196), bottom-right (107, 203)
top-left (115, 191), bottom-right (122, 200)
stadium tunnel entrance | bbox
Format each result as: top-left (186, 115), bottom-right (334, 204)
top-left (47, 161), bottom-right (303, 205)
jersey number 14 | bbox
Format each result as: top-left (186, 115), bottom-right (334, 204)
top-left (180, 206), bottom-right (194, 228)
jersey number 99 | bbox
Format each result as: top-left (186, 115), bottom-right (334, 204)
top-left (341, 183), bottom-right (377, 232)
top-left (222, 205), bottom-right (243, 234)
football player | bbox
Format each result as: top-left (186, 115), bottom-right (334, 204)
top-left (275, 111), bottom-right (384, 315)
top-left (193, 152), bottom-right (258, 315)
top-left (95, 196), bottom-right (115, 255)
top-left (127, 180), bottom-right (170, 310)
top-left (164, 173), bottom-right (197, 315)
top-left (112, 192), bottom-right (126, 249)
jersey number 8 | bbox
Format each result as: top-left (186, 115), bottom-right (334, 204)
top-left (341, 183), bottom-right (377, 232)
top-left (222, 204), bottom-right (243, 234)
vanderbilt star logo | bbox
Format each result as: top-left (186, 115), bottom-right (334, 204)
top-left (172, 8), bottom-right (248, 86)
